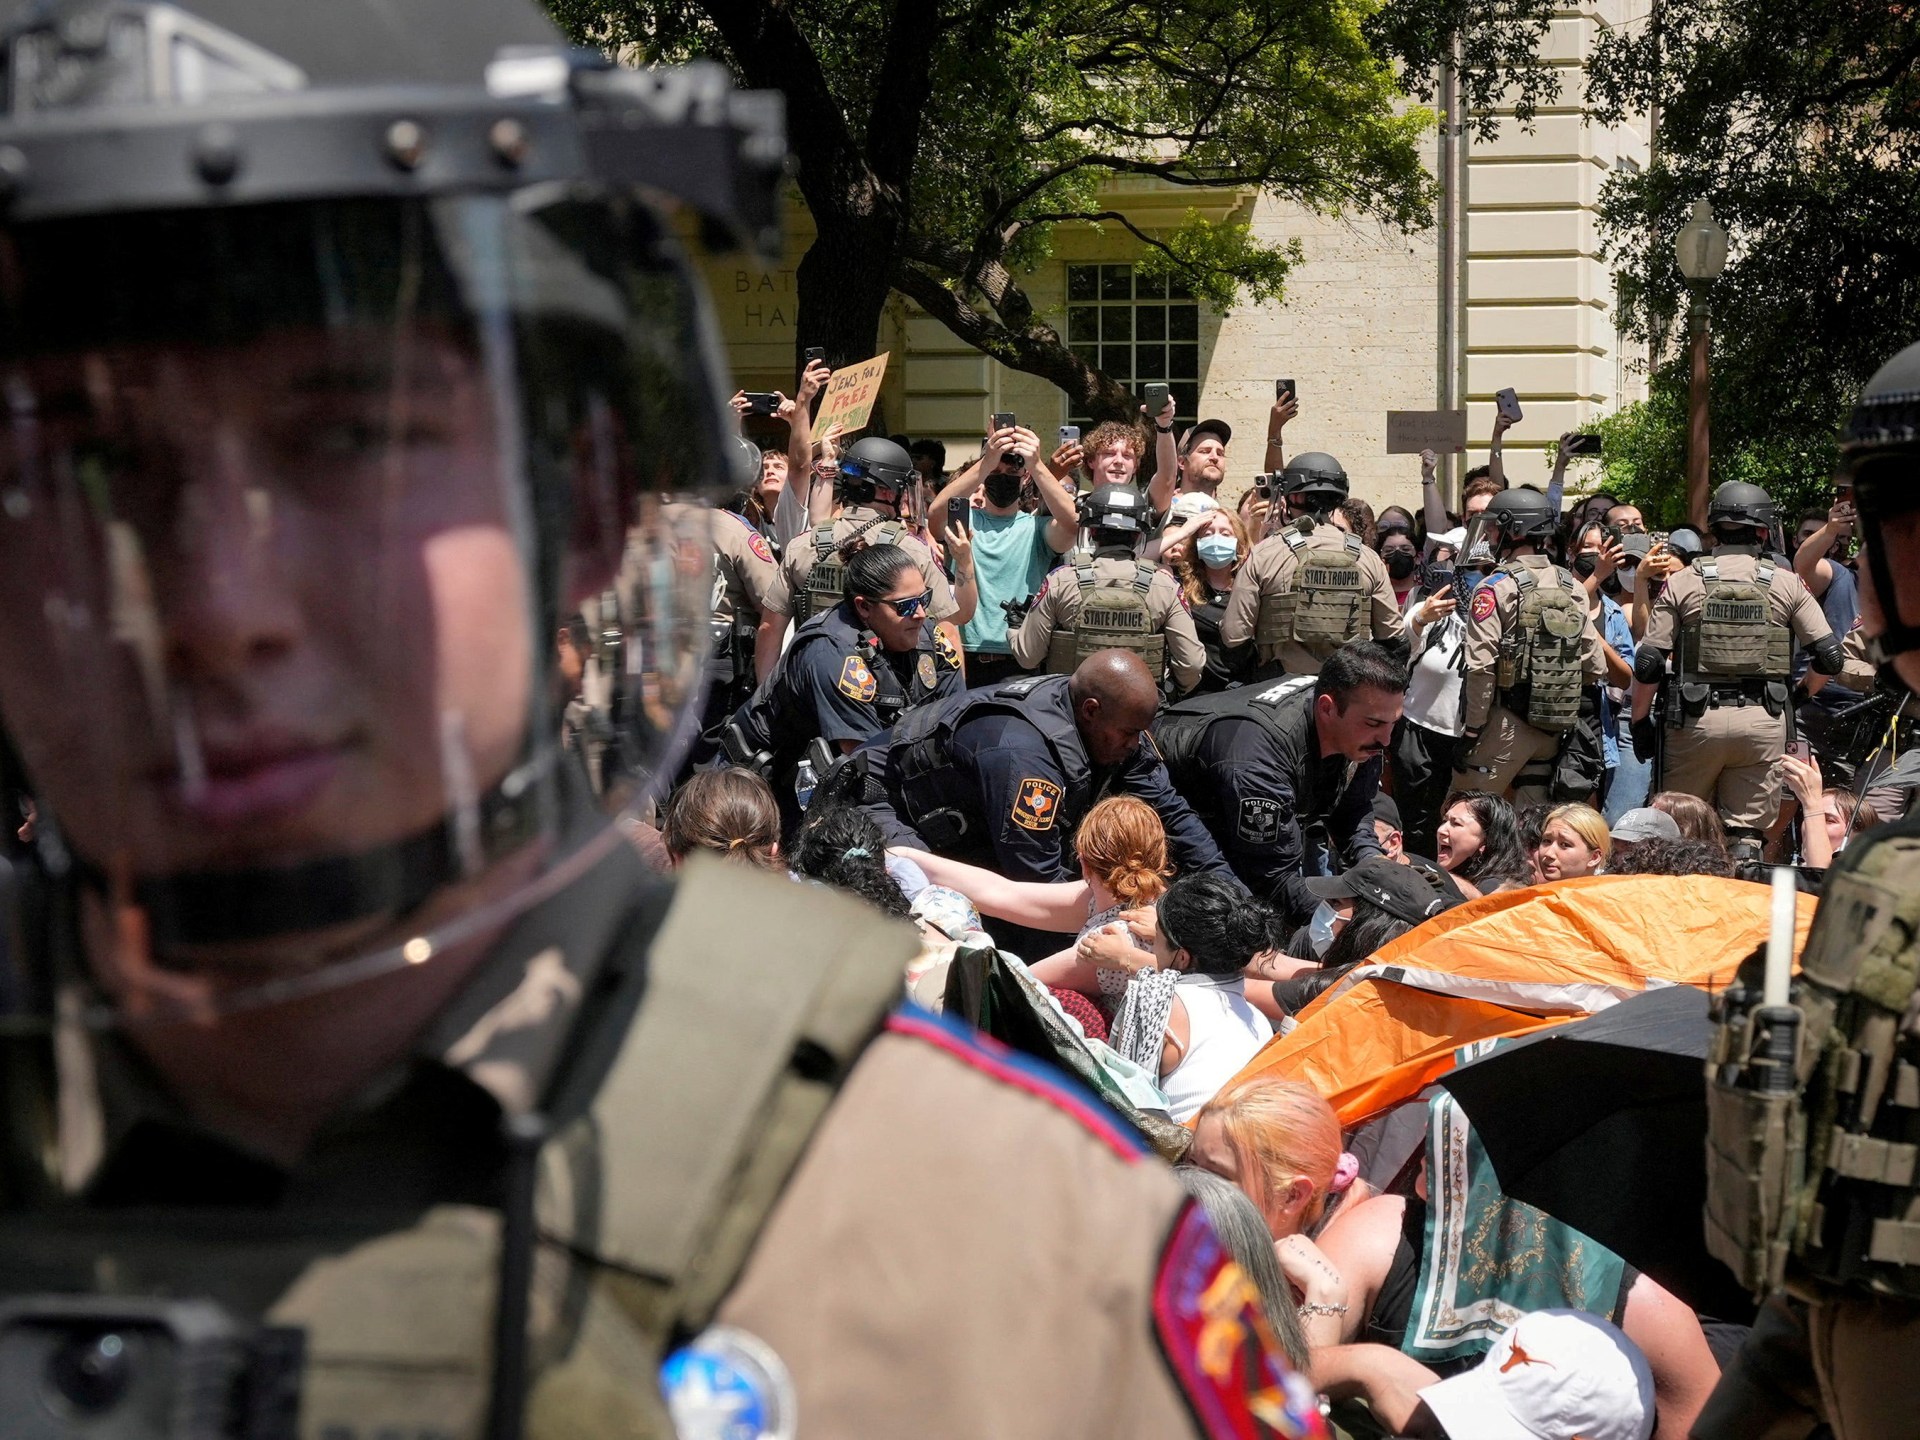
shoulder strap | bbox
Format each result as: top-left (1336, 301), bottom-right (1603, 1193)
top-left (537, 855), bottom-right (913, 1336)
top-left (1074, 562), bottom-right (1095, 590)
top-left (1758, 558), bottom-right (1774, 588)
top-left (1698, 556), bottom-right (1717, 583)
top-left (1344, 533), bottom-right (1363, 557)
top-left (1552, 565), bottom-right (1577, 593)
top-left (1509, 564), bottom-right (1537, 595)
top-left (1281, 529), bottom-right (1307, 554)
top-left (1132, 562), bottom-right (1157, 595)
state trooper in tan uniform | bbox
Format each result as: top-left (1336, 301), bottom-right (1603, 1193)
top-left (0, 11), bottom-right (1321, 1440)
top-left (1010, 483), bottom-right (1205, 694)
top-left (1697, 341), bottom-right (1920, 1440)
top-left (766, 434), bottom-right (963, 626)
top-left (1219, 451), bottom-right (1403, 679)
top-left (1448, 486), bottom-right (1609, 803)
top-left (1630, 480), bottom-right (1843, 858)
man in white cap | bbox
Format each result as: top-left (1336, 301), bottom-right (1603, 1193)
top-left (1316, 1308), bottom-right (1656, 1439)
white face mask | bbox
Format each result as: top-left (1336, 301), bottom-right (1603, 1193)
top-left (1194, 534), bottom-right (1239, 569)
top-left (1308, 900), bottom-right (1341, 958)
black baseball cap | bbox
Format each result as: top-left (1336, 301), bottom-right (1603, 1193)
top-left (1186, 418), bottom-right (1232, 448)
top-left (1306, 855), bottom-right (1465, 927)
top-left (1371, 794), bottom-right (1403, 832)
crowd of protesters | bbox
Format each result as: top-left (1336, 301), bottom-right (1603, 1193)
top-left (563, 364), bottom-right (1916, 1440)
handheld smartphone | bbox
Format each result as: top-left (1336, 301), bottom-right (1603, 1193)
top-left (990, 412), bottom-right (1017, 433)
top-left (1425, 565), bottom-right (1455, 592)
top-left (1495, 388), bottom-right (1524, 424)
top-left (1786, 739), bottom-right (1814, 765)
top-left (1564, 432), bottom-right (1602, 457)
top-left (743, 391), bottom-right (780, 416)
top-left (1143, 382), bottom-right (1171, 415)
top-left (1059, 424), bottom-right (1081, 445)
top-left (1276, 378), bottom-right (1296, 403)
top-left (947, 498), bottom-right (972, 532)
top-left (803, 346), bottom-right (825, 367)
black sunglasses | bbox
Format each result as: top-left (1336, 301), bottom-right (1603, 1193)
top-left (865, 589), bottom-right (932, 618)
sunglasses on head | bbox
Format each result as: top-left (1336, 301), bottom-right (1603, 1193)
top-left (866, 589), bottom-right (932, 618)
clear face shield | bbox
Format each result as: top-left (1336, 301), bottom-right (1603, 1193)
top-left (0, 191), bottom-right (730, 1028)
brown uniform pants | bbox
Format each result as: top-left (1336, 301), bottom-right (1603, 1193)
top-left (1812, 1295), bottom-right (1920, 1439)
top-left (1449, 704), bottom-right (1561, 806)
top-left (1662, 700), bottom-right (1784, 833)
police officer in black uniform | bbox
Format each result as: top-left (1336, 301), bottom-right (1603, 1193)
top-left (1153, 642), bottom-right (1406, 924)
top-left (858, 649), bottom-right (1233, 888)
top-left (726, 542), bottom-right (961, 831)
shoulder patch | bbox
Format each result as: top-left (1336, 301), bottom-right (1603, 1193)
top-left (1237, 796), bottom-right (1285, 846)
top-left (886, 1005), bottom-right (1149, 1160)
top-left (1154, 1203), bottom-right (1327, 1439)
top-left (1470, 585), bottom-right (1498, 623)
top-left (837, 655), bottom-right (877, 703)
top-left (1012, 776), bottom-right (1063, 831)
top-left (746, 527), bottom-right (776, 566)
top-left (934, 627), bottom-right (961, 667)
top-left (917, 653), bottom-right (938, 689)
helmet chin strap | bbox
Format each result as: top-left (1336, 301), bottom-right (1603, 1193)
top-left (67, 754), bottom-right (555, 955)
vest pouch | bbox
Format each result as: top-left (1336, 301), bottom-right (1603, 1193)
top-left (1764, 680), bottom-right (1789, 720)
top-left (1704, 1077), bottom-right (1804, 1298)
top-left (1680, 681), bottom-right (1711, 723)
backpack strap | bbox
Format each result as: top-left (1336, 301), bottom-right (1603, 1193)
top-left (535, 855), bottom-right (913, 1336)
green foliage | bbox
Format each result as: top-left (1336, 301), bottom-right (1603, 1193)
top-left (1586, 0), bottom-right (1920, 494)
top-left (1566, 359), bottom-right (1840, 531)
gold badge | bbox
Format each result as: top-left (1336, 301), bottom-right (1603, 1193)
top-left (1012, 777), bottom-right (1063, 832)
top-left (837, 655), bottom-right (877, 702)
top-left (918, 653), bottom-right (937, 689)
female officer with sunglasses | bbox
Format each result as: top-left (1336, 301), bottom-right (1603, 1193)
top-left (724, 542), bottom-right (963, 834)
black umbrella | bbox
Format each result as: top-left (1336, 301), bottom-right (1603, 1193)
top-left (1436, 984), bottom-right (1753, 1322)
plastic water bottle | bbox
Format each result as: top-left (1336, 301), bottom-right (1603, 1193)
top-left (794, 757), bottom-right (818, 811)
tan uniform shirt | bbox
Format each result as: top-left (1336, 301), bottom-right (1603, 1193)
top-left (767, 506), bottom-right (957, 621)
top-left (1218, 520), bottom-right (1404, 673)
top-left (1643, 549), bottom-right (1833, 677)
top-left (710, 507), bottom-right (783, 628)
top-left (1009, 553), bottom-right (1205, 692)
top-left (1460, 553), bottom-right (1608, 730)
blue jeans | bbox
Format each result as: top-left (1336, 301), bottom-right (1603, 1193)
top-left (1605, 714), bottom-right (1653, 821)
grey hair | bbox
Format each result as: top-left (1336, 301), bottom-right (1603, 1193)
top-left (1175, 1167), bottom-right (1310, 1369)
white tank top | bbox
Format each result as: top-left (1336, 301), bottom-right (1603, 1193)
top-left (1161, 976), bottom-right (1273, 1122)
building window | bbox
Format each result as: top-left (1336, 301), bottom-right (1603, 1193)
top-left (1064, 263), bottom-right (1200, 427)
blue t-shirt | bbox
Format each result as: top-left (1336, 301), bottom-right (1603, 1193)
top-left (961, 509), bottom-right (1060, 655)
top-left (1598, 594), bottom-right (1635, 767)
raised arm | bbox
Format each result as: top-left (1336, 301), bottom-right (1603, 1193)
top-left (1418, 447), bottom-right (1449, 541)
top-left (1026, 430), bottom-right (1081, 555)
top-left (1146, 395), bottom-right (1179, 514)
top-left (1262, 389), bottom-right (1298, 479)
top-left (1488, 410), bottom-right (1510, 488)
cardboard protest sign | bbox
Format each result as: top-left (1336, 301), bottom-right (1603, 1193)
top-left (1386, 409), bottom-right (1468, 454)
top-left (815, 352), bottom-right (890, 436)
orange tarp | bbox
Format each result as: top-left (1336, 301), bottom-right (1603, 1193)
top-left (1230, 874), bottom-right (1819, 1127)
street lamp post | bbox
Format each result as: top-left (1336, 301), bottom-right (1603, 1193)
top-left (1675, 199), bottom-right (1729, 530)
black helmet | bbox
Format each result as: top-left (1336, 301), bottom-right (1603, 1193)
top-left (837, 436), bottom-right (914, 508)
top-left (1280, 452), bottom-right (1349, 508)
top-left (1706, 481), bottom-right (1778, 535)
top-left (1841, 339), bottom-right (1920, 659)
top-left (1484, 486), bottom-right (1558, 546)
top-left (1080, 483), bottom-right (1147, 535)
top-left (0, 1), bottom-right (784, 1014)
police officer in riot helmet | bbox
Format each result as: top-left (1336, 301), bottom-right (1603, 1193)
top-left (1220, 450), bottom-right (1403, 679)
top-left (1008, 483), bottom-right (1204, 694)
top-left (723, 542), bottom-right (960, 834)
top-left (771, 433), bottom-right (968, 629)
top-left (1629, 478), bottom-right (1842, 859)
top-left (0, 6), bottom-right (1314, 1438)
top-left (1449, 486), bottom-right (1609, 804)
top-left (1697, 340), bottom-right (1920, 1440)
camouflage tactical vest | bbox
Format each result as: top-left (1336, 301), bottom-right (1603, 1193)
top-left (1253, 528), bottom-right (1366, 657)
top-left (1045, 562), bottom-right (1165, 678)
top-left (804, 519), bottom-right (905, 617)
top-left (1682, 556), bottom-right (1792, 681)
top-left (1705, 822), bottom-right (1920, 1305)
top-left (1494, 564), bottom-right (1586, 732)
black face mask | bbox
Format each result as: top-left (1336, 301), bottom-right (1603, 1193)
top-left (1571, 552), bottom-right (1599, 579)
top-left (1384, 550), bottom-right (1418, 580)
top-left (984, 472), bottom-right (1023, 507)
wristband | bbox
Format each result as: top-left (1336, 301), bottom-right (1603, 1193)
top-left (1297, 1302), bottom-right (1349, 1319)
top-left (1154, 423), bottom-right (1173, 434)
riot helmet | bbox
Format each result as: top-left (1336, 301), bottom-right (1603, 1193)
top-left (1839, 339), bottom-right (1920, 661)
top-left (836, 435), bottom-right (914, 510)
top-left (1279, 452), bottom-right (1348, 516)
top-left (1079, 483), bottom-right (1146, 549)
top-left (0, 1), bottom-right (783, 1022)
top-left (1706, 481), bottom-right (1778, 543)
top-left (1468, 485), bottom-right (1557, 555)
